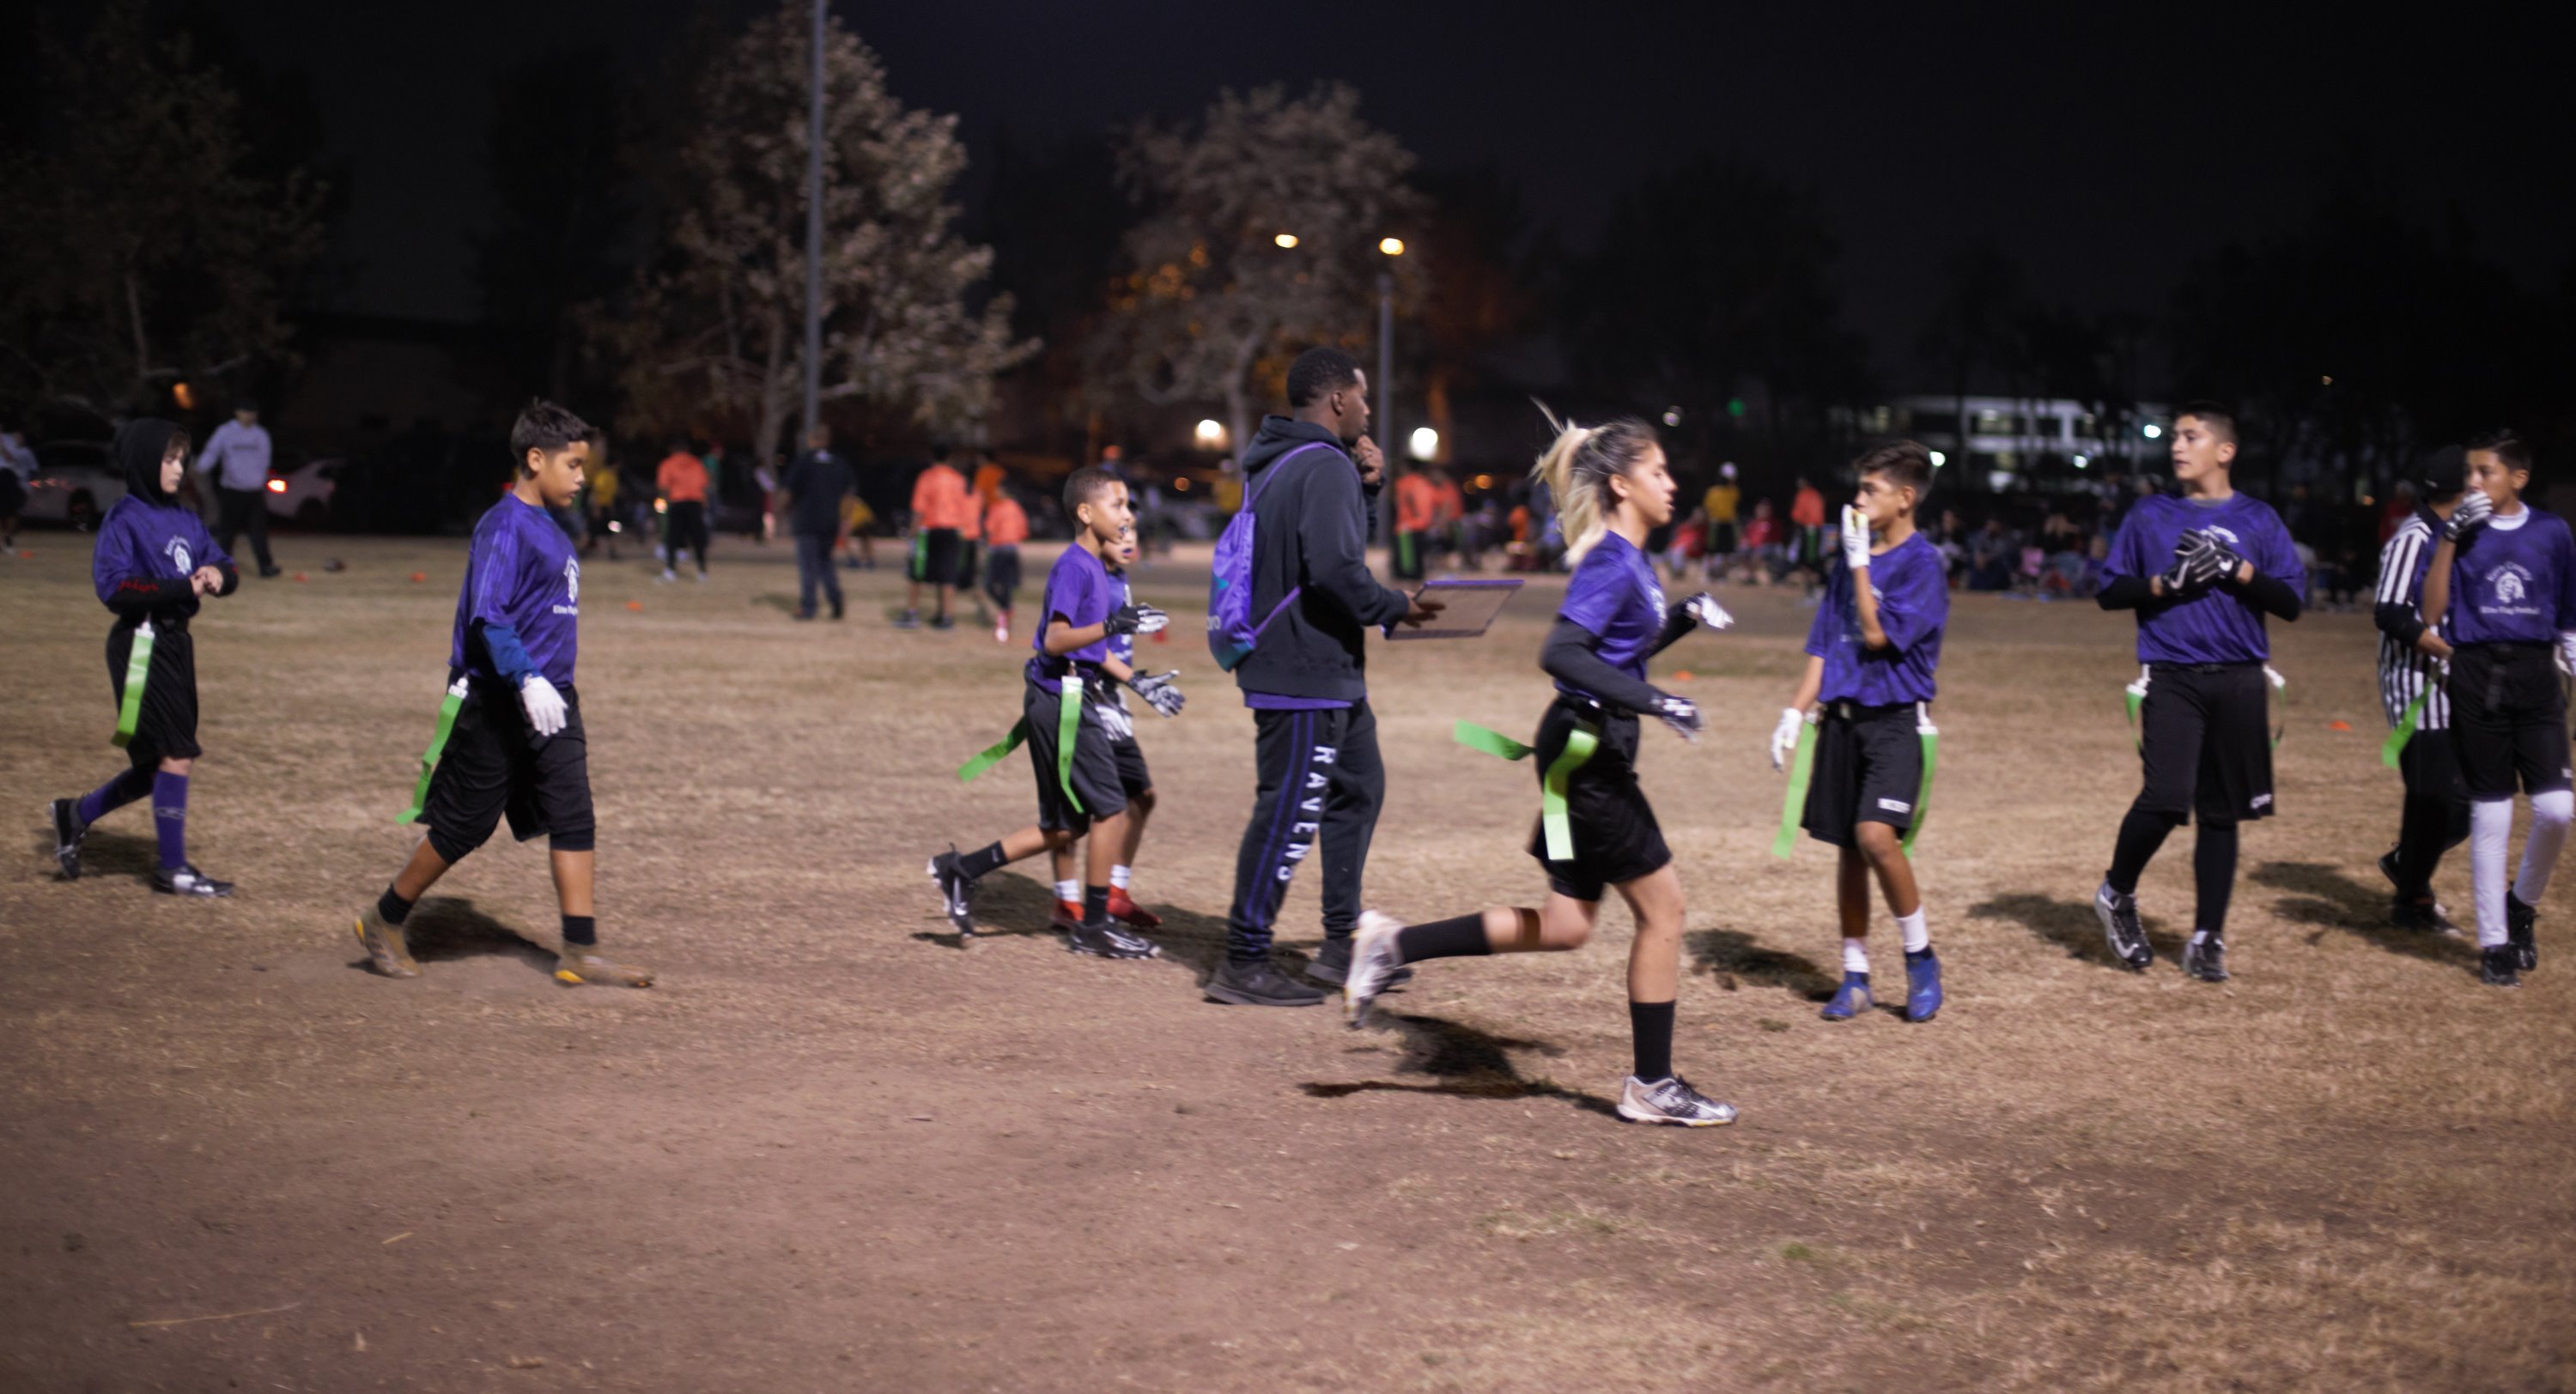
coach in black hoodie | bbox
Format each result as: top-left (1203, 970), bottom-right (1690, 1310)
top-left (1210, 347), bottom-right (1439, 1008)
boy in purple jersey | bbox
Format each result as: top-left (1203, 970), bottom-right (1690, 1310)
top-left (1346, 416), bottom-right (1741, 1128)
top-left (2092, 402), bottom-right (2305, 984)
top-left (352, 402), bottom-right (652, 989)
top-left (1770, 441), bottom-right (1949, 1021)
top-left (2419, 430), bottom-right (2576, 987)
top-left (48, 420), bottom-right (240, 896)
top-left (927, 469), bottom-right (1170, 959)
top-left (1041, 526), bottom-right (1187, 933)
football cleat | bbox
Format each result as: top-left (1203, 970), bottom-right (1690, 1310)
top-left (1065, 918), bottom-right (1158, 960)
top-left (2480, 943), bottom-right (2521, 988)
top-left (2095, 881), bottom-right (2152, 970)
top-left (49, 798), bottom-right (86, 881)
top-left (2376, 847), bottom-right (2402, 893)
top-left (925, 845), bottom-right (977, 936)
top-left (1048, 900), bottom-right (1084, 934)
top-left (1903, 947), bottom-right (1943, 1022)
top-left (2389, 900), bottom-right (2464, 937)
top-left (1204, 958), bottom-right (1327, 1007)
top-left (2183, 935), bottom-right (2229, 983)
top-left (1341, 911), bottom-right (1407, 1028)
top-left (152, 864), bottom-right (233, 898)
top-left (2506, 892), bottom-right (2537, 972)
top-left (353, 904), bottom-right (419, 979)
top-left (1105, 887), bottom-right (1162, 930)
top-left (555, 945), bottom-right (654, 988)
top-left (1616, 1076), bottom-right (1738, 1127)
top-left (1820, 971), bottom-right (1872, 1021)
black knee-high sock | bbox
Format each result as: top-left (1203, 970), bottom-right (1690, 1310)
top-left (1393, 914), bottom-right (1490, 964)
top-left (1630, 1000), bottom-right (1675, 1082)
top-left (2194, 820), bottom-right (2238, 936)
top-left (2396, 795), bottom-right (2458, 900)
top-left (2106, 809), bottom-right (2179, 894)
top-left (957, 841), bottom-right (1008, 881)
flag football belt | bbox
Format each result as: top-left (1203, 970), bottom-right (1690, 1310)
top-left (2382, 689), bottom-right (2427, 767)
top-left (110, 620), bottom-right (155, 749)
top-left (2123, 664), bottom-right (2287, 751)
top-left (1769, 701), bottom-right (1940, 858)
top-left (398, 676), bottom-right (472, 823)
top-left (1453, 717), bottom-right (1601, 863)
top-left (957, 678), bottom-right (1090, 814)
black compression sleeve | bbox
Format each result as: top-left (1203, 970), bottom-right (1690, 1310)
top-left (2373, 600), bottom-right (2425, 648)
top-left (1647, 604), bottom-right (1698, 658)
top-left (2097, 575), bottom-right (2155, 611)
top-left (2233, 572), bottom-right (2301, 621)
top-left (1540, 617), bottom-right (1668, 717)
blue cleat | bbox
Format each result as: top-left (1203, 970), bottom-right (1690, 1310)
top-left (1903, 947), bottom-right (1943, 1022)
top-left (1820, 970), bottom-right (1872, 1021)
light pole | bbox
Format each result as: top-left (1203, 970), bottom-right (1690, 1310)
top-left (1375, 236), bottom-right (1403, 551)
top-left (799, 0), bottom-right (825, 444)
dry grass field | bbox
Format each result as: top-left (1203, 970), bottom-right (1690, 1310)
top-left (3, 531), bottom-right (2571, 1392)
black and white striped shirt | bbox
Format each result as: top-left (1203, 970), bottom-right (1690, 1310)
top-left (2375, 513), bottom-right (2448, 731)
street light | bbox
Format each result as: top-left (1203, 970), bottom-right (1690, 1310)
top-left (1376, 235), bottom-right (1403, 548)
top-left (1273, 232), bottom-right (1299, 249)
top-left (1194, 419), bottom-right (1226, 449)
top-left (1378, 237), bottom-right (1406, 257)
top-left (2142, 422), bottom-right (2163, 439)
top-left (1408, 427), bottom-right (1439, 461)
top-left (1929, 451), bottom-right (1947, 467)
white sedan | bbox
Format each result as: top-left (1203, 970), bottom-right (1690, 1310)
top-left (20, 440), bottom-right (125, 530)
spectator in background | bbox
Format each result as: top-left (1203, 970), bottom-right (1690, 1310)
top-left (1966, 518), bottom-right (2016, 591)
top-left (582, 446), bottom-right (621, 560)
top-left (781, 423), bottom-right (851, 621)
top-left (902, 444), bottom-right (973, 630)
top-left (1431, 466), bottom-right (1467, 571)
top-left (0, 422), bottom-right (33, 550)
top-left (2380, 481), bottom-right (2417, 544)
top-left (1789, 475), bottom-right (1827, 595)
top-left (654, 438), bottom-right (711, 583)
top-left (1666, 506), bottom-right (1707, 581)
top-left (196, 402), bottom-right (281, 578)
top-left (1392, 465), bottom-right (1436, 579)
top-left (1702, 462), bottom-right (1740, 580)
top-left (1741, 497), bottom-right (1783, 585)
top-left (981, 476), bottom-right (1029, 643)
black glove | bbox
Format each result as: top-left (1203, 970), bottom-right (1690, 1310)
top-left (1103, 602), bottom-right (1169, 637)
top-left (2445, 489), bottom-right (2493, 542)
top-left (2186, 531), bottom-right (2245, 585)
top-left (2158, 530), bottom-right (2203, 593)
top-left (1128, 670), bottom-right (1186, 718)
top-left (1653, 694), bottom-right (1704, 742)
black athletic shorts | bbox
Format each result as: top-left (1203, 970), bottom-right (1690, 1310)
top-left (418, 676), bottom-right (597, 862)
top-left (1111, 730), bottom-right (1153, 799)
top-left (984, 545), bottom-right (1021, 609)
top-left (106, 620), bottom-right (200, 770)
top-left (2448, 642), bottom-right (2573, 799)
top-left (2397, 725), bottom-right (2469, 804)
top-left (910, 527), bottom-right (962, 585)
top-left (953, 539), bottom-right (979, 591)
top-left (1801, 700), bottom-right (1923, 846)
top-left (1024, 676), bottom-right (1126, 833)
top-left (2133, 661), bottom-right (2275, 823)
top-left (1526, 697), bottom-right (1670, 901)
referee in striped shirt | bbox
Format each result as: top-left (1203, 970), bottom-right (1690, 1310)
top-left (2374, 446), bottom-right (2471, 932)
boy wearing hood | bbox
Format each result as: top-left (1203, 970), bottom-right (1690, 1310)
top-left (49, 420), bottom-right (240, 895)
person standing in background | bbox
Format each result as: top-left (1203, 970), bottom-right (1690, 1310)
top-left (1789, 475), bottom-right (1827, 597)
top-left (584, 449), bottom-right (620, 560)
top-left (196, 401), bottom-right (281, 579)
top-left (0, 422), bottom-right (33, 551)
top-left (781, 424), bottom-right (851, 621)
top-left (902, 445), bottom-right (973, 630)
top-left (654, 439), bottom-right (710, 583)
top-left (982, 476), bottom-right (1030, 643)
top-left (1702, 463), bottom-right (1741, 581)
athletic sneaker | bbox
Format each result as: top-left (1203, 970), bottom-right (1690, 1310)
top-left (1820, 971), bottom-right (1872, 1021)
top-left (1903, 947), bottom-right (1942, 1022)
top-left (352, 904), bottom-right (419, 979)
top-left (930, 614), bottom-right (956, 631)
top-left (152, 864), bottom-right (233, 897)
top-left (694, 571), bottom-right (708, 585)
top-left (2389, 900), bottom-right (2464, 936)
top-left (2094, 881), bottom-right (2152, 970)
top-left (829, 597), bottom-right (844, 621)
top-left (1340, 910), bottom-right (1407, 1028)
top-left (1204, 957), bottom-right (1327, 1007)
top-left (48, 797), bottom-right (85, 880)
top-left (555, 944), bottom-right (654, 988)
top-left (2480, 943), bottom-right (2520, 988)
top-left (1616, 1075), bottom-right (1738, 1127)
top-left (1048, 900), bottom-right (1084, 934)
top-left (1304, 932), bottom-right (1414, 988)
top-left (925, 845), bottom-right (976, 936)
top-left (993, 623), bottom-right (1010, 644)
top-left (1065, 918), bottom-right (1157, 960)
top-left (896, 609), bottom-right (922, 629)
top-left (2183, 935), bottom-right (2228, 983)
top-left (2506, 892), bottom-right (2537, 972)
top-left (658, 569), bottom-right (677, 583)
top-left (1105, 887), bottom-right (1162, 930)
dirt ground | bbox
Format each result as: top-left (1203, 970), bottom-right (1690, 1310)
top-left (3, 531), bottom-right (2571, 1392)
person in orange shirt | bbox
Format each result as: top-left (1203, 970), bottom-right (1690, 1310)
top-left (1431, 466), bottom-right (1467, 569)
top-left (981, 472), bottom-right (1030, 642)
top-left (655, 439), bottom-right (711, 583)
top-left (1790, 475), bottom-right (1828, 595)
top-left (951, 450), bottom-right (987, 608)
top-left (1392, 467), bottom-right (1437, 580)
top-left (902, 445), bottom-right (974, 629)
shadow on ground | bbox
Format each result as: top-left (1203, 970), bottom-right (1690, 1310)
top-left (38, 828), bottom-right (159, 884)
top-left (1303, 1013), bottom-right (1613, 1118)
top-left (1686, 927), bottom-right (1836, 1000)
top-left (2251, 859), bottom-right (2476, 971)
top-left (1971, 892), bottom-right (2184, 967)
top-left (377, 897), bottom-right (556, 976)
top-left (908, 873), bottom-right (1259, 984)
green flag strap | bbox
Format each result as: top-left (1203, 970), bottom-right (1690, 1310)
top-left (910, 532), bottom-right (928, 576)
top-left (1904, 722), bottom-right (1939, 855)
top-left (1455, 718), bottom-right (1596, 861)
top-left (2123, 666), bottom-right (2150, 751)
top-left (1396, 530), bottom-right (1418, 576)
top-left (398, 678), bottom-right (470, 824)
top-left (957, 719), bottom-right (1030, 783)
top-left (1771, 716), bottom-right (1820, 859)
top-left (1453, 720), bottom-right (1534, 761)
top-left (1054, 679), bottom-right (1085, 815)
top-left (110, 621), bottom-right (155, 749)
top-left (2264, 664), bottom-right (2287, 750)
top-left (2382, 691), bottom-right (2427, 768)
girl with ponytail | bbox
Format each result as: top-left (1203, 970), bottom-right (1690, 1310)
top-left (1342, 412), bottom-right (1745, 1127)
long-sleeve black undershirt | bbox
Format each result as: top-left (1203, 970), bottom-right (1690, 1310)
top-left (1540, 617), bottom-right (1667, 718)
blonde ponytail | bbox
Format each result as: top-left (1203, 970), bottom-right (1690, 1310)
top-left (1528, 404), bottom-right (1656, 567)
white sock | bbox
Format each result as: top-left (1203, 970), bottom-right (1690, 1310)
top-left (1841, 938), bottom-right (1869, 975)
top-left (2472, 798), bottom-right (2515, 948)
top-left (1054, 878), bottom-right (1079, 905)
top-left (2515, 789), bottom-right (2573, 905)
top-left (1896, 908), bottom-right (1929, 954)
top-left (1109, 864), bottom-right (1133, 891)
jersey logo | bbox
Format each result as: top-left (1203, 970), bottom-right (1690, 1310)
top-left (2494, 566), bottom-right (2527, 605)
top-left (165, 537), bottom-right (192, 575)
top-left (2202, 524), bottom-right (2244, 549)
top-left (564, 558), bottom-right (580, 603)
top-left (1877, 797), bottom-right (1911, 813)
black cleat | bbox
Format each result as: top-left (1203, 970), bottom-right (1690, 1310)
top-left (929, 614), bottom-right (956, 631)
top-left (2480, 943), bottom-right (2521, 988)
top-left (49, 798), bottom-right (86, 880)
top-left (1204, 957), bottom-right (1328, 1007)
top-left (152, 864), bottom-right (234, 897)
top-left (2376, 847), bottom-right (2402, 894)
top-left (2389, 900), bottom-right (2464, 937)
top-left (2506, 892), bottom-right (2537, 972)
top-left (2182, 935), bottom-right (2228, 983)
top-left (1304, 934), bottom-right (1413, 988)
top-left (829, 597), bottom-right (845, 621)
top-left (926, 845), bottom-right (977, 935)
top-left (1065, 918), bottom-right (1158, 960)
top-left (2093, 881), bottom-right (2152, 971)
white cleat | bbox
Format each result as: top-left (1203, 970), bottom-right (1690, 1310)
top-left (1616, 1075), bottom-right (1738, 1127)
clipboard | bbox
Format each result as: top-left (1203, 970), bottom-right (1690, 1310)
top-left (1386, 577), bottom-right (1524, 640)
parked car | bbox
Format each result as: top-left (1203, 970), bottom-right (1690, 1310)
top-left (21, 439), bottom-right (123, 530)
top-left (264, 453), bottom-right (342, 524)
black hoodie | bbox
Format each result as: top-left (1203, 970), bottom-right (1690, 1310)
top-left (118, 417), bottom-right (182, 506)
top-left (1230, 415), bottom-right (1413, 703)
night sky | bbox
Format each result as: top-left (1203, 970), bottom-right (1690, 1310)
top-left (201, 0), bottom-right (2568, 377)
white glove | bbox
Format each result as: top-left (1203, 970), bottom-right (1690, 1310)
top-left (1653, 694), bottom-right (1704, 742)
top-left (1128, 670), bottom-right (1186, 718)
top-left (1682, 592), bottom-right (1735, 632)
top-left (1840, 505), bottom-right (1872, 573)
top-left (1106, 603), bottom-right (1168, 636)
top-left (520, 675), bottom-right (568, 737)
top-left (2445, 489), bottom-right (2492, 542)
top-left (1091, 700), bottom-right (1135, 742)
top-left (1769, 706), bottom-right (1807, 771)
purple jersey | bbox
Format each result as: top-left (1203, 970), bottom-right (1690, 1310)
top-left (1026, 542), bottom-right (1115, 693)
top-left (2103, 492), bottom-right (2304, 664)
top-left (92, 495), bottom-right (228, 620)
top-left (2446, 506), bottom-right (2576, 645)
top-left (1806, 531), bottom-right (1947, 705)
top-left (449, 494), bottom-right (580, 686)
top-left (1555, 531), bottom-right (1665, 702)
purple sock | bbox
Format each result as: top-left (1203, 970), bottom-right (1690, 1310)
top-left (152, 771), bottom-right (188, 871)
top-left (76, 769), bottom-right (153, 827)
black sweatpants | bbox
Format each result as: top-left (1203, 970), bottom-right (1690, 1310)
top-left (213, 487), bottom-right (273, 571)
top-left (2392, 726), bottom-right (2470, 900)
top-left (793, 532), bottom-right (842, 615)
top-left (665, 500), bottom-right (709, 570)
top-left (1224, 700), bottom-right (1384, 961)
